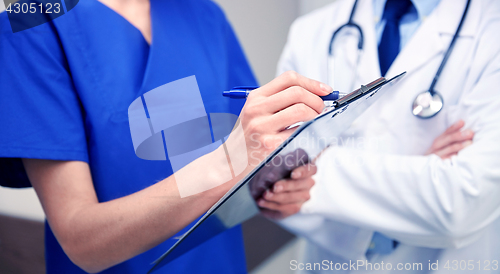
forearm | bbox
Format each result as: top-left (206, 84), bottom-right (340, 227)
top-left (24, 146), bottom-right (250, 273)
top-left (62, 179), bottom-right (227, 272)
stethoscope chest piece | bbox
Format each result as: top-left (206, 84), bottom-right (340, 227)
top-left (328, 0), bottom-right (470, 119)
top-left (412, 91), bottom-right (444, 119)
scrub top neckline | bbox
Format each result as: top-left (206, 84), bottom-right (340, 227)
top-left (93, 0), bottom-right (152, 47)
top-left (93, 0), bottom-right (160, 93)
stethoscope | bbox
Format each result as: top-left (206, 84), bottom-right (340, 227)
top-left (327, 0), bottom-right (472, 119)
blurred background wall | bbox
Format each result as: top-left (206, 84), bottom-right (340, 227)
top-left (214, 0), bottom-right (338, 85)
top-left (0, 0), bottom-right (337, 273)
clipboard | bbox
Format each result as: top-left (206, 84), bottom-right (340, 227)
top-left (149, 72), bottom-right (406, 273)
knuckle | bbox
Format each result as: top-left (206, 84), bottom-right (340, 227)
top-left (290, 86), bottom-right (305, 100)
top-left (453, 143), bottom-right (463, 150)
top-left (431, 144), bottom-right (439, 151)
top-left (266, 195), bottom-right (276, 203)
top-left (268, 194), bottom-right (282, 203)
top-left (284, 70), bottom-right (298, 81)
top-left (261, 201), bottom-right (272, 209)
top-left (263, 135), bottom-right (278, 150)
top-left (246, 90), bottom-right (257, 100)
top-left (258, 201), bottom-right (266, 208)
top-left (431, 139), bottom-right (440, 148)
top-left (293, 204), bottom-right (301, 213)
top-left (302, 166), bottom-right (313, 176)
top-left (294, 103), bottom-right (309, 118)
top-left (246, 120), bottom-right (259, 134)
top-left (269, 203), bottom-right (280, 211)
top-left (276, 194), bottom-right (290, 205)
top-left (299, 178), bottom-right (310, 188)
top-left (314, 98), bottom-right (325, 113)
top-left (280, 182), bottom-right (289, 192)
top-left (243, 104), bottom-right (258, 119)
top-left (452, 132), bottom-right (463, 140)
top-left (443, 135), bottom-right (453, 145)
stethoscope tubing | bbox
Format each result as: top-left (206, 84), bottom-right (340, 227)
top-left (328, 0), bottom-right (472, 118)
top-left (328, 0), bottom-right (363, 55)
top-left (428, 0), bottom-right (471, 95)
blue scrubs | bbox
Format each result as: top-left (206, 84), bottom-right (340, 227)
top-left (0, 0), bottom-right (256, 273)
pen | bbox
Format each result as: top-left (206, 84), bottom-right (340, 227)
top-left (223, 86), bottom-right (344, 101)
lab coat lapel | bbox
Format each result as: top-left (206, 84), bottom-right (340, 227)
top-left (436, 0), bottom-right (477, 38)
top-left (386, 0), bottom-right (474, 79)
top-left (385, 4), bottom-right (444, 79)
top-left (355, 0), bottom-right (381, 84)
top-left (326, 0), bottom-right (380, 89)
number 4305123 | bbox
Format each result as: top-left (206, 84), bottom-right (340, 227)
top-left (6, 2), bottom-right (61, 14)
top-left (443, 260), bottom-right (498, 271)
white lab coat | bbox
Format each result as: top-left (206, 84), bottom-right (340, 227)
top-left (277, 0), bottom-right (500, 273)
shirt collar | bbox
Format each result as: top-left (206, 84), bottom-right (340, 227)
top-left (373, 0), bottom-right (441, 23)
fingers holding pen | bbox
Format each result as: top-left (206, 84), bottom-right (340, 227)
top-left (267, 86), bottom-right (326, 114)
top-left (243, 72), bottom-right (330, 120)
top-left (245, 89), bottom-right (325, 135)
top-left (254, 71), bottom-right (332, 98)
top-left (237, 71), bottom-right (332, 164)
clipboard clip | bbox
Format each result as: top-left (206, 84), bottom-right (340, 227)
top-left (360, 84), bottom-right (370, 94)
top-left (331, 72), bottom-right (406, 108)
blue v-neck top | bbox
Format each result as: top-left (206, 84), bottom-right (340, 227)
top-left (0, 0), bottom-right (256, 273)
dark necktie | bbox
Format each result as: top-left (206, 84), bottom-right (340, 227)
top-left (378, 0), bottom-right (413, 76)
top-left (367, 2), bottom-right (414, 255)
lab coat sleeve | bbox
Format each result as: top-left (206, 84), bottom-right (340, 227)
top-left (279, 213), bottom-right (374, 260)
top-left (302, 30), bottom-right (500, 249)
